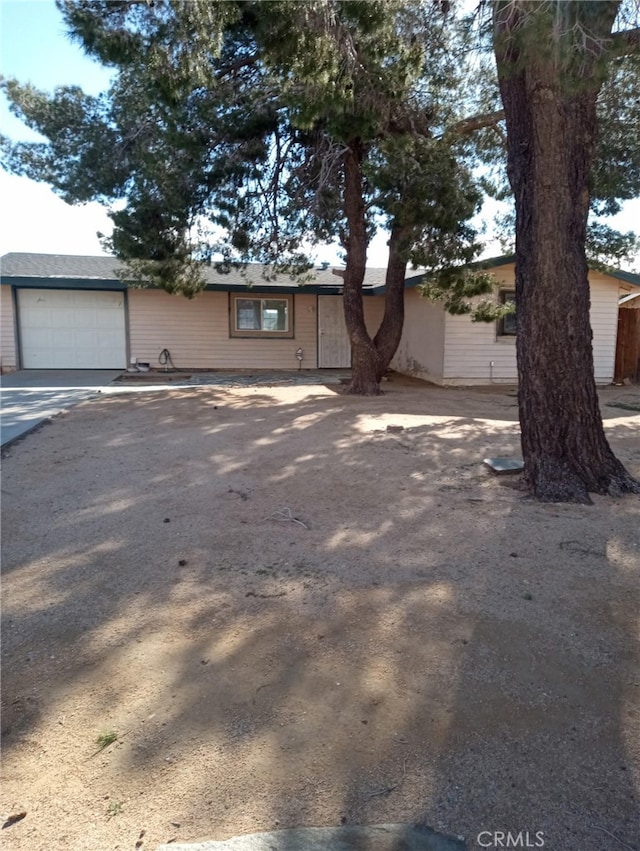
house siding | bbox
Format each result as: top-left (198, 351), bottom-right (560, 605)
top-left (441, 264), bottom-right (620, 385)
top-left (127, 289), bottom-right (318, 369)
top-left (442, 264), bottom-right (517, 385)
top-left (390, 288), bottom-right (445, 383)
top-left (363, 296), bottom-right (385, 338)
top-left (1, 285), bottom-right (17, 371)
top-left (590, 273), bottom-right (622, 382)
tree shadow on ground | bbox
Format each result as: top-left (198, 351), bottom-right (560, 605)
top-left (1, 380), bottom-right (638, 850)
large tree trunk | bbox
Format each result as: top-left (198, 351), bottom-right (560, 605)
top-left (341, 143), bottom-right (409, 395)
top-left (494, 1), bottom-right (639, 503)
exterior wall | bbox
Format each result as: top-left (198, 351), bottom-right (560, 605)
top-left (441, 264), bottom-right (620, 385)
top-left (389, 288), bottom-right (446, 383)
top-left (442, 264), bottom-right (517, 385)
top-left (590, 273), bottom-right (622, 382)
top-left (363, 295), bottom-right (385, 338)
top-left (127, 289), bottom-right (318, 370)
top-left (1, 285), bottom-right (17, 371)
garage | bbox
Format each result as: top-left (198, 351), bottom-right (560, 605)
top-left (17, 288), bottom-right (126, 369)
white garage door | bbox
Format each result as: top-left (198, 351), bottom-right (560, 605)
top-left (18, 289), bottom-right (126, 369)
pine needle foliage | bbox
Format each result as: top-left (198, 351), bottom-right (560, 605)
top-left (1, 0), bottom-right (493, 311)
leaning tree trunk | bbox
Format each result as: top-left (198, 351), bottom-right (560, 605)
top-left (494, 0), bottom-right (639, 503)
top-left (341, 142), bottom-right (409, 395)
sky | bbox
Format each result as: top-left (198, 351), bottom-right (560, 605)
top-left (0, 0), bottom-right (115, 258)
top-left (1, 0), bottom-right (639, 269)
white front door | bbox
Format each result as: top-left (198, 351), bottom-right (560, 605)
top-left (318, 296), bottom-right (351, 368)
top-left (18, 289), bottom-right (127, 369)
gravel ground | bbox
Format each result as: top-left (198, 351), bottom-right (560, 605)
top-left (1, 377), bottom-right (639, 851)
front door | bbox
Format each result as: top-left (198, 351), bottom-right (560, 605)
top-left (318, 296), bottom-right (351, 368)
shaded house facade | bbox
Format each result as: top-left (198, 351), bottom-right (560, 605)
top-left (390, 258), bottom-right (640, 386)
top-left (1, 252), bottom-right (638, 384)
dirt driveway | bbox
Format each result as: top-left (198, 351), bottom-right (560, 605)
top-left (2, 377), bottom-right (639, 851)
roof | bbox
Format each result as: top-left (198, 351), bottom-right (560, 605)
top-left (0, 252), bottom-right (389, 293)
top-left (410, 253), bottom-right (640, 292)
top-left (3, 251), bottom-right (638, 294)
top-left (467, 254), bottom-right (640, 289)
top-left (1, 253), bottom-right (123, 280)
top-left (609, 267), bottom-right (640, 289)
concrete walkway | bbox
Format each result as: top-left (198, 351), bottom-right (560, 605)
top-left (0, 369), bottom-right (123, 448)
top-left (157, 824), bottom-right (465, 851)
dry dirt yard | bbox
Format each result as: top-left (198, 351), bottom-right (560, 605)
top-left (1, 376), bottom-right (639, 851)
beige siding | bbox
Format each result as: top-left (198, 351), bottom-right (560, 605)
top-left (442, 264), bottom-right (517, 385)
top-left (590, 273), bottom-right (622, 382)
top-left (442, 264), bottom-right (621, 385)
top-left (1, 285), bottom-right (17, 371)
top-left (443, 321), bottom-right (517, 386)
top-left (127, 289), bottom-right (318, 370)
top-left (363, 296), bottom-right (385, 337)
top-left (390, 288), bottom-right (446, 383)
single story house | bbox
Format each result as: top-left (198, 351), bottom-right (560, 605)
top-left (0, 253), bottom-right (385, 373)
top-left (1, 252), bottom-right (638, 384)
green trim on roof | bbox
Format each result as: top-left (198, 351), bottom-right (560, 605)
top-left (402, 254), bottom-right (640, 291)
top-left (608, 268), bottom-right (640, 288)
top-left (202, 283), bottom-right (349, 295)
top-left (474, 254), bottom-right (516, 269)
top-left (0, 275), bottom-right (353, 297)
top-left (2, 251), bottom-right (638, 292)
top-left (401, 255), bottom-right (517, 292)
top-left (473, 254), bottom-right (640, 287)
top-left (3, 277), bottom-right (127, 291)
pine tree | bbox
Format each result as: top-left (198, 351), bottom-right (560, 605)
top-left (492, 0), bottom-right (640, 502)
top-left (1, 0), bottom-right (494, 395)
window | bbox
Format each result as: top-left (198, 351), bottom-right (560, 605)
top-left (498, 290), bottom-right (516, 336)
top-left (231, 296), bottom-right (293, 338)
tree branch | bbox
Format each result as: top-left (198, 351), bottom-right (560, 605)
top-left (610, 27), bottom-right (640, 57)
top-left (443, 109), bottom-right (505, 139)
top-left (218, 53), bottom-right (260, 77)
